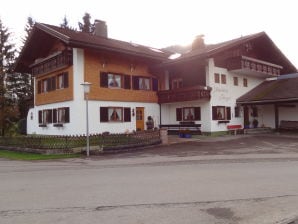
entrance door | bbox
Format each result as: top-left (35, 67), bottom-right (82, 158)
top-left (244, 106), bottom-right (249, 128)
top-left (136, 107), bottom-right (144, 131)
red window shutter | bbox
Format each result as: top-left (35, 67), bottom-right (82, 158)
top-left (38, 110), bottom-right (42, 123)
top-left (51, 76), bottom-right (56, 90)
top-left (53, 109), bottom-right (57, 123)
top-left (152, 78), bottom-right (158, 91)
top-left (37, 81), bottom-right (42, 94)
top-left (176, 108), bottom-right (182, 121)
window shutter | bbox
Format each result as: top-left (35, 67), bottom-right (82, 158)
top-left (194, 107), bottom-right (201, 120)
top-left (100, 107), bottom-right (109, 122)
top-left (124, 107), bottom-right (131, 122)
top-left (65, 107), bottom-right (70, 123)
top-left (47, 110), bottom-right (53, 123)
top-left (152, 78), bottom-right (158, 91)
top-left (53, 109), bottom-right (57, 123)
top-left (63, 72), bottom-right (69, 88)
top-left (38, 111), bottom-right (42, 123)
top-left (47, 78), bottom-right (52, 91)
top-left (124, 75), bottom-right (131, 89)
top-left (226, 107), bottom-right (231, 120)
top-left (176, 108), bottom-right (182, 121)
top-left (51, 76), bottom-right (56, 90)
top-left (212, 106), bottom-right (217, 120)
top-left (100, 72), bottom-right (108, 87)
top-left (132, 76), bottom-right (139, 90)
top-left (37, 81), bottom-right (42, 93)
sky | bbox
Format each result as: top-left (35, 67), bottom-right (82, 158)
top-left (1, 0), bottom-right (298, 68)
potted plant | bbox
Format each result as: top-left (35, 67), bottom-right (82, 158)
top-left (252, 119), bottom-right (259, 128)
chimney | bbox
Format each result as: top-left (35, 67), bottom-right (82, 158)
top-left (192, 34), bottom-right (205, 50)
top-left (94, 20), bottom-right (108, 38)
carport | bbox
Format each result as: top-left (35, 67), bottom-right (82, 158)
top-left (237, 74), bottom-right (298, 130)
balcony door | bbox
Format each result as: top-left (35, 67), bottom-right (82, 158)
top-left (136, 107), bottom-right (144, 131)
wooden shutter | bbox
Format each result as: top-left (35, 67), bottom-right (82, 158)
top-left (64, 107), bottom-right (70, 123)
top-left (37, 80), bottom-right (42, 93)
top-left (124, 107), bottom-right (131, 122)
top-left (194, 107), bottom-right (201, 120)
top-left (226, 107), bottom-right (231, 120)
top-left (38, 111), bottom-right (42, 123)
top-left (63, 72), bottom-right (69, 88)
top-left (212, 106), bottom-right (217, 120)
top-left (47, 78), bottom-right (52, 91)
top-left (100, 107), bottom-right (109, 122)
top-left (124, 75), bottom-right (131, 89)
top-left (132, 76), bottom-right (139, 90)
top-left (176, 108), bottom-right (182, 121)
top-left (100, 72), bottom-right (108, 87)
top-left (53, 109), bottom-right (57, 123)
top-left (152, 78), bottom-right (158, 91)
top-left (47, 110), bottom-right (53, 123)
top-left (51, 76), bottom-right (56, 91)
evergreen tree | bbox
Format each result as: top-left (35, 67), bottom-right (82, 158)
top-left (60, 15), bottom-right (69, 29)
top-left (78, 12), bottom-right (94, 33)
top-left (22, 16), bottom-right (35, 44)
top-left (0, 19), bottom-right (18, 135)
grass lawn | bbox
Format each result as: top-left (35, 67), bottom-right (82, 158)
top-left (0, 150), bottom-right (81, 161)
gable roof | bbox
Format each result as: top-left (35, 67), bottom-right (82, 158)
top-left (237, 74), bottom-right (298, 104)
top-left (15, 23), bottom-right (170, 72)
top-left (160, 32), bottom-right (297, 74)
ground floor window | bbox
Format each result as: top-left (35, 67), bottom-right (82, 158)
top-left (176, 107), bottom-right (201, 121)
top-left (212, 106), bottom-right (231, 120)
top-left (100, 107), bottom-right (131, 122)
top-left (38, 107), bottom-right (70, 125)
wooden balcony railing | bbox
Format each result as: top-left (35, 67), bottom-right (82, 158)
top-left (158, 86), bottom-right (211, 104)
top-left (227, 56), bottom-right (283, 77)
top-left (31, 50), bottom-right (73, 76)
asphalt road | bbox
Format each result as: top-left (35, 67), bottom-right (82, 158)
top-left (1, 134), bottom-right (298, 224)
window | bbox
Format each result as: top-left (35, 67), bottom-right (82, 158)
top-left (172, 78), bottom-right (183, 89)
top-left (58, 72), bottom-right (69, 89)
top-left (212, 106), bottom-right (231, 120)
top-left (214, 73), bottom-right (220, 83)
top-left (176, 107), bottom-right (201, 121)
top-left (243, 78), bottom-right (248, 87)
top-left (43, 79), bottom-right (48, 93)
top-left (100, 107), bottom-right (132, 122)
top-left (233, 77), bottom-right (238, 86)
top-left (138, 77), bottom-right (150, 90)
top-left (38, 107), bottom-right (70, 125)
top-left (100, 72), bottom-right (130, 89)
top-left (108, 73), bottom-right (121, 88)
top-left (221, 74), bottom-right (226, 84)
top-left (234, 106), bottom-right (240, 118)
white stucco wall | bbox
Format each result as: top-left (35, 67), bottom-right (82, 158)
top-left (207, 58), bottom-right (264, 132)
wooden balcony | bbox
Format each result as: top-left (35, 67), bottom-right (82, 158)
top-left (30, 50), bottom-right (73, 76)
top-left (227, 56), bottom-right (283, 77)
top-left (158, 86), bottom-right (211, 104)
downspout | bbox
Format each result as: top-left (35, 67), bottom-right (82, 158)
top-left (159, 103), bottom-right (162, 127)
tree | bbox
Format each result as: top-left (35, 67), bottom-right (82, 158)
top-left (0, 19), bottom-right (18, 135)
top-left (60, 15), bottom-right (69, 29)
top-left (78, 12), bottom-right (94, 33)
top-left (22, 16), bottom-right (35, 44)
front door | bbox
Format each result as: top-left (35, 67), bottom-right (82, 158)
top-left (136, 107), bottom-right (144, 131)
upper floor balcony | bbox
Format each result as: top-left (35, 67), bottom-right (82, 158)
top-left (227, 55), bottom-right (283, 78)
top-left (158, 85), bottom-right (211, 104)
top-left (30, 50), bottom-right (73, 76)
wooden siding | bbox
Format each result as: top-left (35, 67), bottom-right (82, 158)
top-left (84, 50), bottom-right (159, 103)
top-left (35, 67), bottom-right (73, 106)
